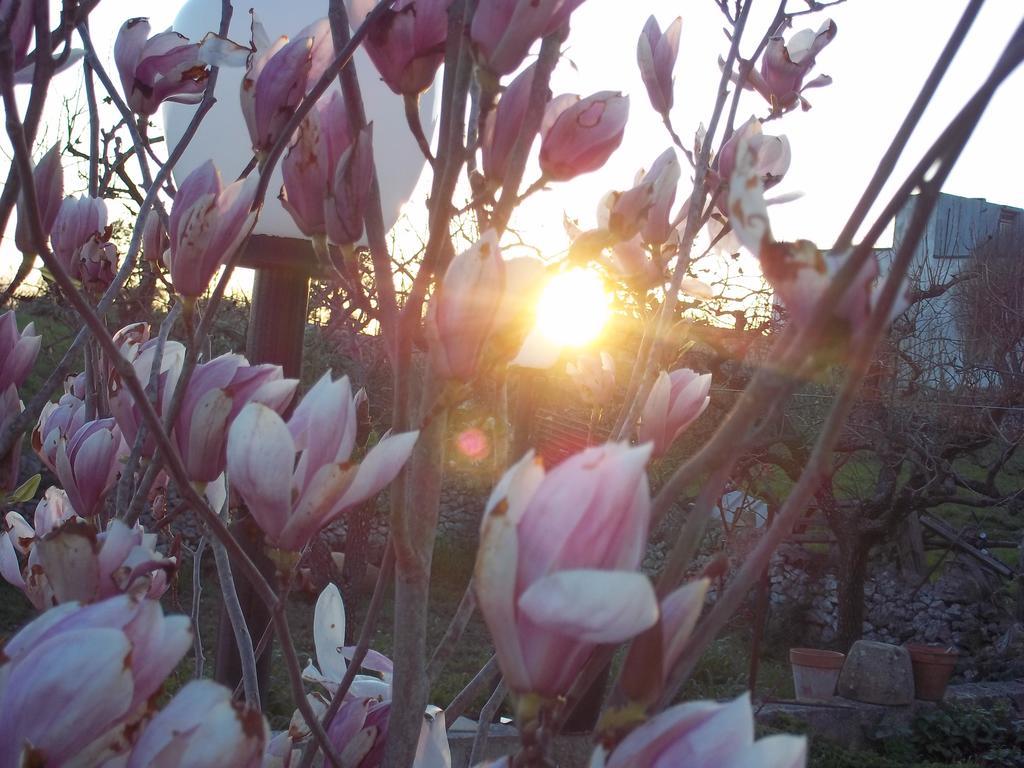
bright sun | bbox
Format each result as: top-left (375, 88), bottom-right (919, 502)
top-left (536, 269), bottom-right (611, 348)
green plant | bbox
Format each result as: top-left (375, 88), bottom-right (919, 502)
top-left (981, 748), bottom-right (1024, 768)
top-left (871, 703), bottom-right (1024, 765)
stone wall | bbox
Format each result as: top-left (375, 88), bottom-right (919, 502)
top-left (768, 543), bottom-right (1015, 678)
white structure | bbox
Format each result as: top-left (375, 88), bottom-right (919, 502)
top-left (165, 0), bottom-right (438, 240)
top-left (882, 193), bottom-right (1024, 388)
top-left (714, 489), bottom-right (769, 529)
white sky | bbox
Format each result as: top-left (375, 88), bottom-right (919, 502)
top-left (2, 0), bottom-right (1023, 283)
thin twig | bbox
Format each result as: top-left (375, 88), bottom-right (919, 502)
top-left (427, 580), bottom-right (477, 683)
top-left (832, 0), bottom-right (985, 254)
top-left (274, 606), bottom-right (345, 768)
top-left (404, 92), bottom-right (436, 166)
top-left (649, 1), bottom-right (1012, 529)
top-left (191, 537), bottom-right (208, 679)
top-left (76, 23), bottom-right (153, 189)
top-left (445, 655), bottom-right (500, 730)
top-left (490, 28), bottom-right (564, 233)
top-left (658, 28), bottom-right (1024, 706)
top-left (0, 1), bottom-right (55, 306)
top-left (0, 40), bottom-right (220, 461)
top-left (327, 0), bottom-right (400, 352)
top-left (612, 0), bottom-right (753, 447)
top-left (469, 678), bottom-right (508, 765)
top-left (117, 303), bottom-right (180, 516)
top-left (1, 48), bottom-right (275, 626)
top-left (211, 501), bottom-right (261, 709)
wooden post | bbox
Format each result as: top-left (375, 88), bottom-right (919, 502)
top-left (898, 511), bottom-right (927, 578)
top-left (214, 235), bottom-right (315, 705)
top-left (748, 504), bottom-right (777, 696)
top-left (510, 369), bottom-right (540, 464)
top-left (1017, 535), bottom-right (1024, 623)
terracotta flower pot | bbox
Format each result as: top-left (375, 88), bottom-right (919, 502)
top-left (905, 644), bottom-right (958, 702)
top-left (790, 648), bottom-right (845, 703)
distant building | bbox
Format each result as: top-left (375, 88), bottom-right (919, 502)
top-left (879, 193), bottom-right (1024, 388)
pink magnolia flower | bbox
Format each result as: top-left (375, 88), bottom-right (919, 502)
top-left (14, 143), bottom-right (63, 255)
top-left (427, 230), bottom-right (506, 381)
top-left (0, 310), bottom-right (41, 393)
top-left (126, 680), bottom-right (268, 768)
top-left (471, 0), bottom-right (588, 76)
top-left (303, 584), bottom-right (394, 700)
top-left (715, 116), bottom-right (790, 191)
top-left (325, 124), bottom-right (375, 246)
top-left (540, 92), bottom-right (629, 182)
top-left (331, 700), bottom-right (390, 767)
top-left (241, 18), bottom-right (334, 153)
top-left (109, 336), bottom-right (186, 458)
top-left (481, 63), bottom-right (539, 186)
top-left (752, 19), bottom-right (836, 112)
top-left (115, 18), bottom-right (209, 116)
top-left (592, 693), bottom-right (806, 768)
top-left (166, 160), bottom-right (258, 299)
top-left (760, 241), bottom-right (910, 341)
top-left (0, 507), bottom-right (39, 594)
top-left (352, 0), bottom-right (450, 95)
top-left (1, 486), bottom-right (71, 545)
top-left (322, 699), bottom-right (449, 768)
top-left (227, 374), bottom-right (419, 551)
top-left (174, 353), bottom-right (297, 484)
top-left (566, 350), bottom-right (616, 407)
top-left (619, 578), bottom-right (709, 705)
top-left (6, 515), bottom-right (175, 609)
top-left (33, 385), bottom-right (86, 473)
top-left (637, 16), bottom-right (682, 116)
top-left (575, 205), bottom-right (664, 290)
top-left (50, 196), bottom-right (107, 275)
top-left (639, 369), bottom-right (711, 457)
top-left (474, 443), bottom-right (659, 698)
top-left (4, 0), bottom-right (83, 85)
top-left (8, 487), bottom-right (75, 544)
top-left (111, 322), bottom-right (151, 363)
top-left (725, 147), bottom-right (908, 339)
top-left (76, 233), bottom-right (119, 293)
top-left (264, 732), bottom-right (296, 768)
top-left (280, 91), bottom-right (353, 239)
top-left (55, 417), bottom-right (127, 518)
top-left (0, 488), bottom-right (76, 601)
top-left (608, 148), bottom-right (680, 245)
top-left (489, 255), bottom-right (548, 362)
top-left (611, 239), bottom-right (664, 288)
top-left (289, 585), bottom-right (448, 767)
top-left (0, 593), bottom-right (192, 766)
top-left (141, 209), bottom-right (169, 266)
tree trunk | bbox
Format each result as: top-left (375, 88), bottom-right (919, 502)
top-left (835, 538), bottom-right (870, 651)
top-left (341, 499), bottom-right (375, 643)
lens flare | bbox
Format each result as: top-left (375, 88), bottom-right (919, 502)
top-left (536, 269), bottom-right (610, 348)
top-left (455, 428), bottom-right (490, 461)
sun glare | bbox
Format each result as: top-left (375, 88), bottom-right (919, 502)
top-left (536, 269), bottom-right (611, 348)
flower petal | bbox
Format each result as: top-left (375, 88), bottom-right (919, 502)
top-left (226, 403), bottom-right (295, 543)
top-left (314, 583), bottom-right (347, 684)
top-left (334, 430), bottom-right (419, 513)
top-left (518, 569), bottom-right (658, 644)
top-left (474, 507), bottom-right (530, 691)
